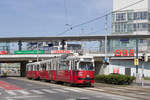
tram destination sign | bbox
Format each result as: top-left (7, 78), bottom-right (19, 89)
top-left (14, 50), bottom-right (45, 54)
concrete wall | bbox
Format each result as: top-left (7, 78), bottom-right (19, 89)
top-left (108, 60), bottom-right (150, 77)
top-left (113, 0), bottom-right (149, 11)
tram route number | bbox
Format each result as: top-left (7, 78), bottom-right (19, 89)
top-left (115, 49), bottom-right (134, 56)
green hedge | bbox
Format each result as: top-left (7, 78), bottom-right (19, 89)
top-left (95, 74), bottom-right (135, 85)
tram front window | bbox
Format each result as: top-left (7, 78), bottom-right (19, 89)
top-left (79, 62), bottom-right (94, 70)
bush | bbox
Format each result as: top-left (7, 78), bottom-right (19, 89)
top-left (2, 72), bottom-right (7, 77)
top-left (95, 74), bottom-right (135, 85)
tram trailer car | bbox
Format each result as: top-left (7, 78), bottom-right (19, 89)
top-left (26, 62), bottom-right (40, 79)
top-left (26, 55), bottom-right (95, 86)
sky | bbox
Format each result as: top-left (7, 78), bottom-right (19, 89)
top-left (0, 0), bottom-right (113, 37)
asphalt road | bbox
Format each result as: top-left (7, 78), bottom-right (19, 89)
top-left (0, 77), bottom-right (136, 100)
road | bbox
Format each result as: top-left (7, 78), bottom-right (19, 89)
top-left (0, 77), bottom-right (136, 100)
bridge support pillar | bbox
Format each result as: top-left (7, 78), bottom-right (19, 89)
top-left (20, 62), bottom-right (27, 77)
top-left (18, 40), bottom-right (22, 51)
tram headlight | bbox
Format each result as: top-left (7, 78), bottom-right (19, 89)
top-left (86, 75), bottom-right (90, 78)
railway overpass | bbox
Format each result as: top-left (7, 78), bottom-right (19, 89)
top-left (0, 34), bottom-right (150, 77)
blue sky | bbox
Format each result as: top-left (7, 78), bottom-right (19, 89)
top-left (0, 0), bottom-right (112, 37)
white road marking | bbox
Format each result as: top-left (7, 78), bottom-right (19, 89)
top-left (17, 90), bottom-right (30, 95)
top-left (95, 95), bottom-right (103, 98)
top-left (111, 97), bottom-right (125, 100)
top-left (7, 99), bottom-right (14, 100)
top-left (64, 88), bottom-right (81, 93)
top-left (6, 91), bottom-right (17, 96)
top-left (6, 95), bottom-right (42, 99)
top-left (30, 90), bottom-right (45, 94)
top-left (66, 98), bottom-right (76, 100)
top-left (41, 89), bottom-right (57, 93)
top-left (52, 89), bottom-right (68, 93)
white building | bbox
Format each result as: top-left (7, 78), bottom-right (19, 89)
top-left (112, 0), bottom-right (150, 35)
top-left (99, 0), bottom-right (150, 77)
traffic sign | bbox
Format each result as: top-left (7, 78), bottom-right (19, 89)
top-left (14, 50), bottom-right (44, 54)
top-left (134, 59), bottom-right (139, 66)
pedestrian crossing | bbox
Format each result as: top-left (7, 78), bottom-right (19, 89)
top-left (5, 88), bottom-right (84, 96)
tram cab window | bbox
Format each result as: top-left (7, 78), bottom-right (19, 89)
top-left (79, 62), bottom-right (94, 70)
top-left (26, 66), bottom-right (28, 71)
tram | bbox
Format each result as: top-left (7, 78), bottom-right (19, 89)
top-left (26, 54), bottom-right (95, 86)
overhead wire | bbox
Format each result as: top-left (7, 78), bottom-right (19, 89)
top-left (56, 0), bottom-right (144, 36)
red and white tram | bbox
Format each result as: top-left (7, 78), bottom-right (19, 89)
top-left (26, 55), bottom-right (95, 86)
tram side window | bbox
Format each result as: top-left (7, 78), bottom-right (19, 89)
top-left (31, 65), bottom-right (33, 71)
top-left (66, 61), bottom-right (69, 71)
top-left (44, 64), bottom-right (46, 71)
top-left (37, 65), bottom-right (39, 71)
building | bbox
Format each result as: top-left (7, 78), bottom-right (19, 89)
top-left (110, 0), bottom-right (150, 53)
top-left (98, 0), bottom-right (150, 77)
top-left (112, 0), bottom-right (150, 35)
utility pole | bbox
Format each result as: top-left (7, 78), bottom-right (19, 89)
top-left (37, 42), bottom-right (39, 62)
top-left (136, 38), bottom-right (139, 83)
top-left (104, 15), bottom-right (108, 63)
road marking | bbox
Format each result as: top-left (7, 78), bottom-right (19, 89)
top-left (64, 88), bottom-right (81, 93)
top-left (111, 97), bottom-right (125, 100)
top-left (52, 89), bottom-right (68, 93)
top-left (30, 90), bottom-right (45, 94)
top-left (6, 91), bottom-right (17, 96)
top-left (7, 99), bottom-right (14, 100)
top-left (6, 95), bottom-right (42, 99)
top-left (95, 95), bottom-right (103, 98)
top-left (66, 98), bottom-right (76, 100)
top-left (41, 89), bottom-right (57, 93)
top-left (17, 90), bottom-right (30, 95)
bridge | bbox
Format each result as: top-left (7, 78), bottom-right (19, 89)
top-left (0, 34), bottom-right (150, 77)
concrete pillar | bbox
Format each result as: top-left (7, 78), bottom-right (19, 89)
top-left (20, 62), bottom-right (27, 77)
top-left (18, 41), bottom-right (22, 51)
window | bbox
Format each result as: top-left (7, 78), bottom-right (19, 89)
top-left (134, 12), bottom-right (148, 20)
top-left (133, 23), bottom-right (148, 31)
top-left (128, 12), bottom-right (133, 20)
top-left (127, 24), bottom-right (133, 32)
top-left (79, 62), bottom-right (94, 71)
top-left (116, 13), bottom-right (126, 21)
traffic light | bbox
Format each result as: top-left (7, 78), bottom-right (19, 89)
top-left (61, 40), bottom-right (66, 50)
top-left (48, 43), bottom-right (53, 47)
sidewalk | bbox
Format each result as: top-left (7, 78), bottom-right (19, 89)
top-left (86, 81), bottom-right (150, 100)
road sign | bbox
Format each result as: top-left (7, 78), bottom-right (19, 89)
top-left (14, 50), bottom-right (44, 54)
top-left (134, 59), bottom-right (139, 66)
